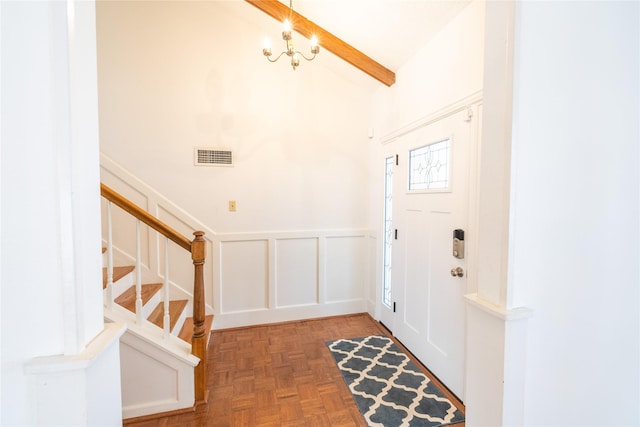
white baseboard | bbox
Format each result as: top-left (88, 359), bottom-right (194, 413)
top-left (212, 300), bottom-right (367, 330)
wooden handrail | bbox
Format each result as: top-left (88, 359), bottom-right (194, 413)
top-left (100, 183), bottom-right (191, 252)
top-left (100, 183), bottom-right (208, 406)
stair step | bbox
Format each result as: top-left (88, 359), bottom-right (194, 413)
top-left (102, 266), bottom-right (135, 289)
top-left (114, 283), bottom-right (163, 313)
top-left (178, 315), bottom-right (214, 345)
top-left (148, 300), bottom-right (188, 332)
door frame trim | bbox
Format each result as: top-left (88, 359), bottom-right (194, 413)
top-left (379, 90), bottom-right (483, 145)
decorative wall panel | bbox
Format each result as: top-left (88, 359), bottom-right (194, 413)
top-left (325, 236), bottom-right (366, 303)
top-left (275, 238), bottom-right (318, 308)
top-left (220, 240), bottom-right (268, 313)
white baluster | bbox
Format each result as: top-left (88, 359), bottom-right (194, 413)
top-left (163, 237), bottom-right (170, 340)
top-left (135, 220), bottom-right (143, 325)
top-left (106, 201), bottom-right (114, 309)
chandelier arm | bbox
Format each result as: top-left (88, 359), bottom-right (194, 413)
top-left (294, 51), bottom-right (317, 62)
top-left (265, 51), bottom-right (288, 63)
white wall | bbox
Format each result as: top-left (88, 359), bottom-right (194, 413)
top-left (368, 0), bottom-right (485, 323)
top-left (101, 155), bottom-right (373, 329)
top-left (370, 0), bottom-right (485, 140)
top-left (96, 1), bottom-right (373, 234)
top-left (96, 1), bottom-right (377, 328)
top-left (1, 1), bottom-right (122, 424)
top-left (368, 0), bottom-right (485, 319)
top-left (509, 2), bottom-right (639, 425)
top-left (464, 2), bottom-right (523, 425)
top-left (373, 2), bottom-right (639, 426)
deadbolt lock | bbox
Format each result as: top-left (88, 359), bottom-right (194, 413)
top-left (453, 229), bottom-right (465, 259)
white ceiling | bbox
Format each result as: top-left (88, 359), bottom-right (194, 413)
top-left (217, 0), bottom-right (473, 87)
top-left (286, 0), bottom-right (472, 71)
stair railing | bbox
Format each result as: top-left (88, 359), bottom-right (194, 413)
top-left (100, 183), bottom-right (208, 404)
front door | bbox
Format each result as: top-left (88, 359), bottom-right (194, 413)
top-left (391, 107), bottom-right (475, 399)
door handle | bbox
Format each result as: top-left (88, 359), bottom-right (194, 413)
top-left (450, 267), bottom-right (464, 278)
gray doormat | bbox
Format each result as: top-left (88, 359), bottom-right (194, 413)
top-left (327, 335), bottom-right (465, 427)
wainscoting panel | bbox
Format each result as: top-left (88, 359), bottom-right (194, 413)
top-left (101, 154), bottom-right (376, 330)
top-left (213, 230), bottom-right (373, 329)
top-left (219, 239), bottom-right (269, 313)
top-left (325, 235), bottom-right (366, 303)
top-left (275, 237), bottom-right (318, 308)
top-left (367, 234), bottom-right (378, 314)
top-left (119, 330), bottom-right (196, 419)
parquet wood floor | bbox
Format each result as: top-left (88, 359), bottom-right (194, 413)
top-left (125, 313), bottom-right (465, 427)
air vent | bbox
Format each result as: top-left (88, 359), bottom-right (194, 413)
top-left (194, 147), bottom-right (233, 167)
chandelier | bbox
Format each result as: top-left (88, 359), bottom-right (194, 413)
top-left (262, 0), bottom-right (320, 70)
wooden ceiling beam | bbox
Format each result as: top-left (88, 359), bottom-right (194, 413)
top-left (245, 0), bottom-right (396, 87)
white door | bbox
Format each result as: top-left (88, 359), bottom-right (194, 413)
top-left (391, 108), bottom-right (474, 399)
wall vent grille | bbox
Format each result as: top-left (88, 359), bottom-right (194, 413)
top-left (194, 147), bottom-right (233, 167)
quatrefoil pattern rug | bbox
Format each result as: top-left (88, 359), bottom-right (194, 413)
top-left (327, 335), bottom-right (464, 427)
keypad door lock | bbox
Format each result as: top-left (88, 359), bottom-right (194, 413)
top-left (453, 229), bottom-right (465, 259)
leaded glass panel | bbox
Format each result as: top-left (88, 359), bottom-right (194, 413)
top-left (382, 156), bottom-right (393, 308)
top-left (408, 139), bottom-right (450, 191)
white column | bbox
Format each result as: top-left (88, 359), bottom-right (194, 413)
top-left (464, 2), bottom-right (533, 426)
top-left (1, 0), bottom-right (124, 424)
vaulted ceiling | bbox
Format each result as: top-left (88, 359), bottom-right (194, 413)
top-left (244, 0), bottom-right (472, 86)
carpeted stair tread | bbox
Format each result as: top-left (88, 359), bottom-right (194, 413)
top-left (102, 266), bottom-right (135, 289)
top-left (114, 283), bottom-right (163, 313)
top-left (178, 314), bottom-right (214, 345)
top-left (147, 299), bottom-right (188, 331)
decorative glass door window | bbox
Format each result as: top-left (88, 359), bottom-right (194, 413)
top-left (408, 138), bottom-right (450, 191)
top-left (382, 156), bottom-right (394, 308)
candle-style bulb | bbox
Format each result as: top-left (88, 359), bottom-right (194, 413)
top-left (310, 35), bottom-right (319, 54)
top-left (282, 19), bottom-right (292, 40)
top-left (262, 38), bottom-right (272, 57)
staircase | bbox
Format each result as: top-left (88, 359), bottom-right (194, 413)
top-left (100, 183), bottom-right (212, 421)
top-left (101, 267), bottom-right (213, 348)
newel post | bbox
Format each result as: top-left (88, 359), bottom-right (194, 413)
top-left (191, 231), bottom-right (207, 404)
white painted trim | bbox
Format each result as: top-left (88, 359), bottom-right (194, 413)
top-left (213, 230), bottom-right (373, 329)
top-left (25, 322), bottom-right (127, 374)
top-left (101, 153), bottom-right (217, 239)
top-left (380, 90), bottom-right (483, 145)
top-left (120, 330), bottom-right (196, 419)
top-left (215, 228), bottom-right (371, 240)
top-left (102, 154), bottom-right (375, 331)
top-left (213, 300), bottom-right (367, 330)
top-left (24, 323), bottom-right (126, 426)
top-left (110, 314), bottom-right (199, 367)
top-left (464, 293), bottom-right (533, 321)
top-left (268, 238), bottom-right (277, 310)
top-left (318, 233), bottom-right (327, 305)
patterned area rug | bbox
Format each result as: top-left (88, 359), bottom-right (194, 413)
top-left (327, 335), bottom-right (464, 427)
